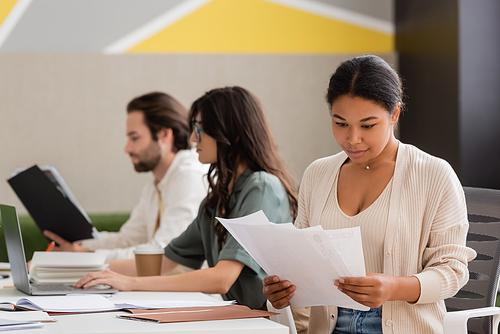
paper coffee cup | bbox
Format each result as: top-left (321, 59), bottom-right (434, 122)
top-left (134, 245), bottom-right (164, 277)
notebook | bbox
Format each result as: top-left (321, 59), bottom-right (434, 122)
top-left (0, 295), bottom-right (118, 313)
top-left (0, 204), bottom-right (117, 296)
top-left (7, 165), bottom-right (99, 242)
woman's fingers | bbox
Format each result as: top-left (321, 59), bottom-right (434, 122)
top-left (334, 274), bottom-right (395, 308)
top-left (262, 276), bottom-right (296, 309)
top-left (74, 271), bottom-right (108, 288)
top-left (263, 275), bottom-right (280, 285)
top-left (263, 279), bottom-right (292, 296)
top-left (263, 276), bottom-right (290, 292)
top-left (266, 284), bottom-right (296, 302)
top-left (75, 270), bottom-right (134, 291)
top-left (270, 290), bottom-right (295, 309)
top-left (81, 278), bottom-right (107, 288)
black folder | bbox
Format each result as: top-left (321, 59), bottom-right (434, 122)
top-left (7, 165), bottom-right (95, 242)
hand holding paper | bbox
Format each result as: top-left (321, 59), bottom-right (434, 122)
top-left (216, 211), bottom-right (369, 311)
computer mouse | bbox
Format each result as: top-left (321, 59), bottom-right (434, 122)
top-left (90, 284), bottom-right (112, 290)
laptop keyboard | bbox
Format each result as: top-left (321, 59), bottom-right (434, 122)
top-left (33, 284), bottom-right (79, 292)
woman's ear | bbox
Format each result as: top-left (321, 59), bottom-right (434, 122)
top-left (391, 103), bottom-right (401, 125)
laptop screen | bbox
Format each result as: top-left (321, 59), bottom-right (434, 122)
top-left (1, 204), bottom-right (118, 296)
top-left (0, 204), bottom-right (31, 294)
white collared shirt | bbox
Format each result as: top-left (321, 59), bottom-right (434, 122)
top-left (81, 149), bottom-right (208, 261)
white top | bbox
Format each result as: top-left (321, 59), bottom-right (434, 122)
top-left (81, 149), bottom-right (208, 261)
top-left (320, 169), bottom-right (392, 274)
top-left (297, 142), bottom-right (476, 334)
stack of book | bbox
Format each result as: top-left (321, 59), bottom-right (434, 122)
top-left (30, 252), bottom-right (108, 284)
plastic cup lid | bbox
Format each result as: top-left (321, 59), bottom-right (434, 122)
top-left (134, 244), bottom-right (164, 254)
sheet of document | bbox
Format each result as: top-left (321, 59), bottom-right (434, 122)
top-left (113, 300), bottom-right (235, 309)
top-left (15, 295), bottom-right (118, 313)
top-left (0, 311), bottom-right (54, 322)
top-left (217, 211), bottom-right (369, 311)
top-left (0, 318), bottom-right (44, 331)
top-left (324, 228), bottom-right (366, 277)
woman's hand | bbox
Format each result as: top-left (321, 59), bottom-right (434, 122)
top-left (74, 270), bottom-right (136, 291)
top-left (335, 273), bottom-right (420, 308)
top-left (262, 275), bottom-right (296, 309)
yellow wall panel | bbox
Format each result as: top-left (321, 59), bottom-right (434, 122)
top-left (0, 0), bottom-right (18, 28)
top-left (128, 0), bottom-right (393, 54)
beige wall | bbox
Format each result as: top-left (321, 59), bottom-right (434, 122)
top-left (0, 53), bottom-right (396, 214)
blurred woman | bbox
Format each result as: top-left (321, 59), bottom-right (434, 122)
top-left (76, 86), bottom-right (298, 309)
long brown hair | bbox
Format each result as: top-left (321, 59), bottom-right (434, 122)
top-left (189, 86), bottom-right (298, 249)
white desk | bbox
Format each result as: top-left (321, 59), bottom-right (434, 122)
top-left (0, 275), bottom-right (288, 334)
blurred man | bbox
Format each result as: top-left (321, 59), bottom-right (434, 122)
top-left (44, 92), bottom-right (207, 261)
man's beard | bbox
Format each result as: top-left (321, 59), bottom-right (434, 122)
top-left (131, 141), bottom-right (162, 172)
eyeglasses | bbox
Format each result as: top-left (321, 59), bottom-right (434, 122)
top-left (191, 120), bottom-right (204, 142)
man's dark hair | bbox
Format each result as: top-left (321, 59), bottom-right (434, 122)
top-left (127, 92), bottom-right (190, 152)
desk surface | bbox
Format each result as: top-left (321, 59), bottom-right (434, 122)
top-left (0, 275), bottom-right (288, 334)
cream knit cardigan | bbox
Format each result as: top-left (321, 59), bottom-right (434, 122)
top-left (296, 142), bottom-right (476, 334)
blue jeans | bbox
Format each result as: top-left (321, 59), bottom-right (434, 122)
top-left (333, 306), bottom-right (383, 334)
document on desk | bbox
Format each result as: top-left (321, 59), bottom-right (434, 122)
top-left (0, 311), bottom-right (54, 323)
top-left (113, 299), bottom-right (235, 309)
top-left (0, 318), bottom-right (44, 331)
top-left (217, 211), bottom-right (369, 311)
top-left (3, 295), bottom-right (118, 313)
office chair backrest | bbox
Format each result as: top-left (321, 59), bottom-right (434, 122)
top-left (445, 187), bottom-right (500, 334)
top-left (266, 300), bottom-right (297, 334)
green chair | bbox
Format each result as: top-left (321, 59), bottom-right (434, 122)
top-left (0, 213), bottom-right (129, 262)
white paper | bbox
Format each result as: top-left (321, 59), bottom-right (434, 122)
top-left (15, 295), bottom-right (118, 312)
top-left (0, 318), bottom-right (44, 331)
top-left (40, 166), bottom-right (92, 225)
top-left (113, 300), bottom-right (236, 309)
top-left (30, 252), bottom-right (108, 283)
top-left (324, 228), bottom-right (366, 277)
top-left (0, 311), bottom-right (54, 322)
top-left (217, 211), bottom-right (369, 311)
top-left (31, 252), bottom-right (106, 268)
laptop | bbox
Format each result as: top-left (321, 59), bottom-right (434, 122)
top-left (0, 204), bottom-right (118, 295)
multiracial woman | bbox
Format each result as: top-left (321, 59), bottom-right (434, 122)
top-left (263, 55), bottom-right (476, 333)
top-left (76, 86), bottom-right (298, 309)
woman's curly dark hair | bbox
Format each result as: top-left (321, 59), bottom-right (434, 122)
top-left (189, 86), bottom-right (298, 250)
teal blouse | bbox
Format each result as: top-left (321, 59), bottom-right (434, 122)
top-left (164, 169), bottom-right (292, 309)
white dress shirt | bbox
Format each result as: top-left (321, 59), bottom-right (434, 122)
top-left (81, 149), bottom-right (208, 261)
